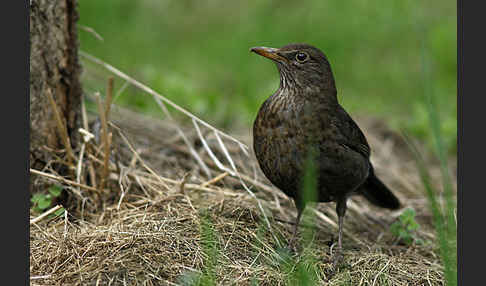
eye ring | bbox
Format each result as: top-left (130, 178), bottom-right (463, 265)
top-left (295, 52), bottom-right (309, 62)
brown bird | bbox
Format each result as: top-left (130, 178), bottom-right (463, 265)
top-left (250, 43), bottom-right (400, 263)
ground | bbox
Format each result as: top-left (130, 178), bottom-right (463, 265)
top-left (30, 101), bottom-right (453, 285)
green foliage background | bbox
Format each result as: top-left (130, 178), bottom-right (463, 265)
top-left (78, 0), bottom-right (456, 153)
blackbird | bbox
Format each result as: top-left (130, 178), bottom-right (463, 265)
top-left (250, 43), bottom-right (400, 262)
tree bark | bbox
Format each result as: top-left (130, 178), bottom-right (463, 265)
top-left (30, 0), bottom-right (82, 192)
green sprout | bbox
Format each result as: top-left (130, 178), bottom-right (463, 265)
top-left (390, 208), bottom-right (423, 245)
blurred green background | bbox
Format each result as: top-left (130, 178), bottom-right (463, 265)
top-left (78, 0), bottom-right (456, 154)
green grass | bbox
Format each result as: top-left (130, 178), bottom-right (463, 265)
top-left (422, 36), bottom-right (456, 286)
top-left (179, 210), bottom-right (221, 286)
top-left (402, 38), bottom-right (457, 285)
top-left (78, 0), bottom-right (456, 153)
top-left (404, 52), bottom-right (457, 285)
top-left (185, 159), bottom-right (324, 286)
top-left (406, 132), bottom-right (457, 286)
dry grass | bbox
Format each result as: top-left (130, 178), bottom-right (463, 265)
top-left (30, 56), bottom-right (455, 285)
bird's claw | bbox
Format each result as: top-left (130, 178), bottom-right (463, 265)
top-left (287, 238), bottom-right (301, 254)
top-left (331, 250), bottom-right (344, 269)
top-left (329, 242), bottom-right (345, 270)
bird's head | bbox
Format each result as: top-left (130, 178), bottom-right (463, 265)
top-left (250, 43), bottom-right (336, 96)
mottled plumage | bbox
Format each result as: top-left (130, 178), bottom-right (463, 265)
top-left (250, 43), bottom-right (400, 263)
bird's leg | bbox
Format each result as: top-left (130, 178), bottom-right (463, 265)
top-left (337, 215), bottom-right (343, 249)
top-left (332, 198), bottom-right (347, 268)
top-left (288, 202), bottom-right (305, 252)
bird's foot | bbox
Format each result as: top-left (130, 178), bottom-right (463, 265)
top-left (287, 237), bottom-right (301, 254)
top-left (331, 250), bottom-right (344, 270)
top-left (330, 243), bottom-right (345, 270)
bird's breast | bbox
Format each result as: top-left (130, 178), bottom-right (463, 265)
top-left (253, 94), bottom-right (321, 196)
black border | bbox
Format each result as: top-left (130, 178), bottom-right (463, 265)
top-left (25, 1), bottom-right (31, 285)
top-left (5, 0), bottom-right (30, 285)
top-left (459, 0), bottom-right (484, 284)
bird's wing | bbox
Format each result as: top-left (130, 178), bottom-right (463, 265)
top-left (333, 105), bottom-right (371, 159)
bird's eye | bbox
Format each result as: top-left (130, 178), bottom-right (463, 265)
top-left (295, 52), bottom-right (309, 62)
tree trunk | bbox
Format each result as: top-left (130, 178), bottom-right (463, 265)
top-left (30, 0), bottom-right (82, 192)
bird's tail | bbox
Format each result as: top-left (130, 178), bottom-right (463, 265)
top-left (359, 166), bottom-right (400, 210)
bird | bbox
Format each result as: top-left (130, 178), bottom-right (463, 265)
top-left (250, 43), bottom-right (400, 265)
